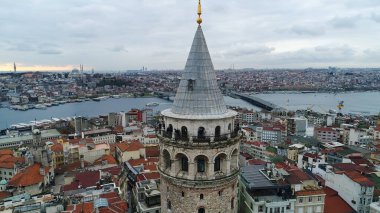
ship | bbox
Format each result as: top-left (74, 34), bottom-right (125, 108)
top-left (146, 102), bottom-right (159, 107)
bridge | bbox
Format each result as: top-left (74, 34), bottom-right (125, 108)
top-left (230, 92), bottom-right (280, 111)
top-left (154, 92), bottom-right (175, 102)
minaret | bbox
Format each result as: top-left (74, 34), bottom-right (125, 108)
top-left (13, 62), bottom-right (16, 73)
top-left (158, 1), bottom-right (240, 212)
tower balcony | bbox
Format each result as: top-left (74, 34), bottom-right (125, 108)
top-left (158, 131), bottom-right (241, 149)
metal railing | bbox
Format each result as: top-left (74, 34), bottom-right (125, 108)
top-left (162, 131), bottom-right (172, 139)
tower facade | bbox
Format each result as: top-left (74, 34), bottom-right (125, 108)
top-left (158, 2), bottom-right (240, 213)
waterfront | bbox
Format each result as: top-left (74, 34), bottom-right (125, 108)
top-left (0, 96), bottom-right (257, 130)
top-left (1, 91), bottom-right (380, 130)
top-left (255, 91), bottom-right (380, 115)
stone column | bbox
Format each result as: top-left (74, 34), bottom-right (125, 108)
top-left (226, 159), bottom-right (231, 175)
top-left (170, 159), bottom-right (175, 176)
top-left (208, 162), bottom-right (214, 178)
top-left (189, 162), bottom-right (195, 179)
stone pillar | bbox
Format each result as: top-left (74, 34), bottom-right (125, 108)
top-left (208, 162), bottom-right (214, 178)
top-left (226, 159), bottom-right (231, 175)
top-left (170, 159), bottom-right (176, 176)
top-left (189, 162), bottom-right (195, 179)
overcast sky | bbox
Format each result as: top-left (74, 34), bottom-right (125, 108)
top-left (1, 0), bottom-right (380, 72)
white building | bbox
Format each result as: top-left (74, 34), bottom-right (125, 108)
top-left (313, 165), bottom-right (374, 213)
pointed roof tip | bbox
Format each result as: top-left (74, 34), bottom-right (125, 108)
top-left (170, 25), bottom-right (228, 116)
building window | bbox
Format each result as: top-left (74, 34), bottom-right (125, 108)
top-left (214, 156), bottom-right (221, 171)
top-left (200, 194), bottom-right (204, 200)
top-left (198, 208), bottom-right (205, 213)
top-left (178, 154), bottom-right (188, 172)
top-left (308, 197), bottom-right (312, 202)
top-left (317, 196), bottom-right (321, 201)
top-left (231, 198), bottom-right (234, 209)
top-left (258, 206), bottom-right (263, 212)
top-left (218, 191), bottom-right (222, 196)
top-left (167, 200), bottom-right (171, 210)
top-left (182, 191), bottom-right (185, 197)
top-left (299, 198), bottom-right (303, 203)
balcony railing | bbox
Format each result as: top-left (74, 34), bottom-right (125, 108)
top-left (214, 135), bottom-right (228, 142)
top-left (192, 136), bottom-right (211, 143)
top-left (163, 131), bottom-right (172, 139)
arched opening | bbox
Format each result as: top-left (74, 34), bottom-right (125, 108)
top-left (158, 123), bottom-right (162, 134)
top-left (176, 153), bottom-right (189, 172)
top-left (195, 155), bottom-right (208, 174)
top-left (165, 124), bottom-right (173, 138)
top-left (198, 127), bottom-right (206, 138)
top-left (174, 129), bottom-right (181, 140)
top-left (200, 194), bottom-right (204, 200)
top-left (228, 123), bottom-right (232, 131)
top-left (214, 153), bottom-right (227, 174)
top-left (231, 198), bottom-right (235, 209)
top-left (230, 149), bottom-right (238, 171)
top-left (181, 126), bottom-right (188, 140)
top-left (198, 207), bottom-right (205, 213)
top-left (167, 200), bottom-right (171, 210)
top-left (162, 150), bottom-right (171, 171)
top-left (215, 126), bottom-right (221, 137)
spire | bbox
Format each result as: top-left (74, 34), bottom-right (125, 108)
top-left (171, 25), bottom-right (228, 116)
top-left (197, 0), bottom-right (202, 25)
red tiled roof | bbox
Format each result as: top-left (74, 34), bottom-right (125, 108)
top-left (304, 152), bottom-right (321, 159)
top-left (0, 191), bottom-right (12, 200)
top-left (127, 158), bottom-right (159, 167)
top-left (143, 172), bottom-right (160, 180)
top-left (146, 146), bottom-right (160, 157)
top-left (94, 155), bottom-right (117, 165)
top-left (8, 164), bottom-right (46, 187)
top-left (64, 202), bottom-right (94, 213)
top-left (101, 166), bottom-right (122, 176)
top-left (0, 150), bottom-right (13, 155)
top-left (315, 127), bottom-right (335, 132)
top-left (324, 187), bottom-right (355, 213)
top-left (63, 171), bottom-right (100, 192)
top-left (116, 140), bottom-right (144, 152)
top-left (50, 143), bottom-right (63, 152)
top-left (240, 152), bottom-right (253, 159)
top-left (333, 163), bottom-right (374, 175)
top-left (296, 189), bottom-right (325, 196)
top-left (344, 170), bottom-right (374, 187)
top-left (248, 159), bottom-right (266, 165)
top-left (0, 154), bottom-right (25, 169)
top-left (99, 192), bottom-right (128, 213)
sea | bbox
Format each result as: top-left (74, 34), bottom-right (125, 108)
top-left (0, 91), bottom-right (379, 130)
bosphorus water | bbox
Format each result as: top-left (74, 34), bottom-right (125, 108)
top-left (1, 91), bottom-right (379, 129)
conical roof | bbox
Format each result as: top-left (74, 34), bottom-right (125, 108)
top-left (171, 25), bottom-right (228, 116)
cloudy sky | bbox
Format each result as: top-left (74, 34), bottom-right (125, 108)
top-left (1, 0), bottom-right (380, 71)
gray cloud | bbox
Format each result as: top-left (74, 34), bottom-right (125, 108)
top-left (289, 25), bottom-right (325, 36)
top-left (0, 0), bottom-right (380, 70)
top-left (329, 16), bottom-right (360, 29)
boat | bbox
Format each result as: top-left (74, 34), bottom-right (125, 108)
top-left (146, 102), bottom-right (159, 107)
top-left (35, 104), bottom-right (47, 110)
top-left (112, 95), bottom-right (121, 99)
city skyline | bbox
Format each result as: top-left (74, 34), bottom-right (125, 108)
top-left (1, 0), bottom-right (380, 72)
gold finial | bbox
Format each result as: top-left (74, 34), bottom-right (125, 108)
top-left (197, 0), bottom-right (202, 25)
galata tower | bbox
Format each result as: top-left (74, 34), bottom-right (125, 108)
top-left (158, 1), bottom-right (240, 212)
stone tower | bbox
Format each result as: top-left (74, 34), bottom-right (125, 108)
top-left (158, 2), bottom-right (240, 213)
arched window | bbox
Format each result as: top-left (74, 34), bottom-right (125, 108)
top-left (200, 194), bottom-right (204, 200)
top-left (167, 124), bottom-right (173, 133)
top-left (195, 155), bottom-right (208, 173)
top-left (162, 150), bottom-right (171, 170)
top-left (231, 198), bottom-right (235, 209)
top-left (215, 126), bottom-right (221, 137)
top-left (198, 127), bottom-right (206, 138)
top-left (198, 207), bottom-right (205, 213)
top-left (214, 156), bottom-right (221, 171)
top-left (167, 200), bottom-right (171, 209)
top-left (228, 123), bottom-right (232, 131)
top-left (181, 126), bottom-right (188, 139)
top-left (176, 153), bottom-right (189, 172)
top-left (182, 191), bottom-right (185, 197)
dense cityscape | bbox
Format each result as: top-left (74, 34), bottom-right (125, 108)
top-left (2, 1), bottom-right (380, 213)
